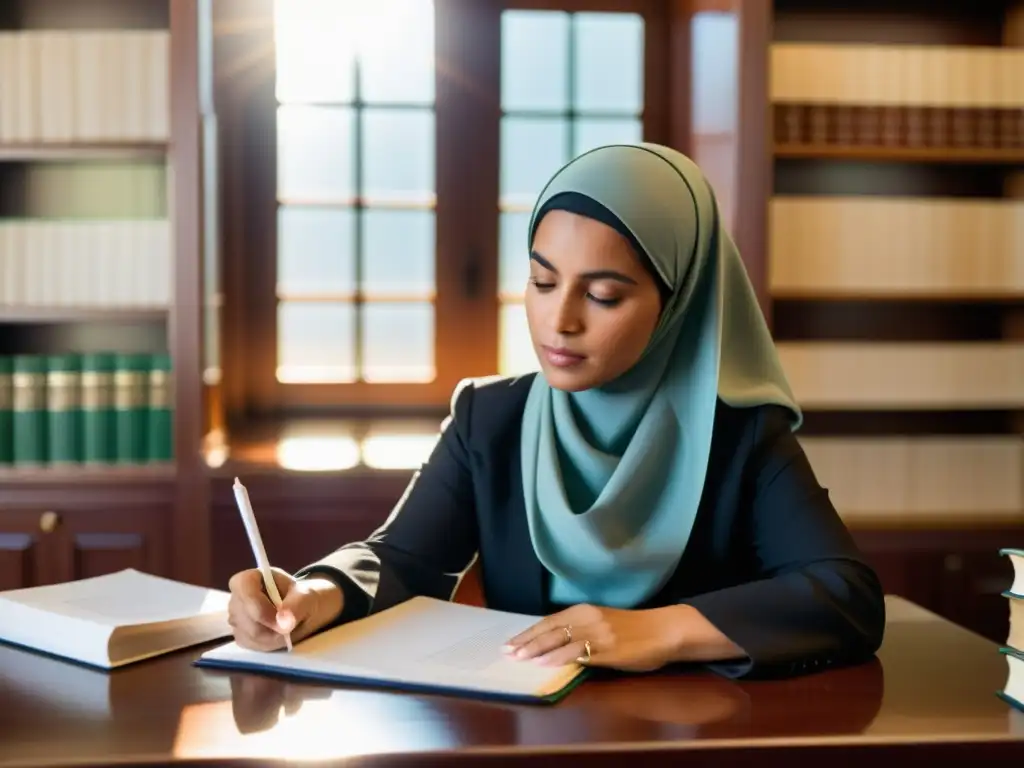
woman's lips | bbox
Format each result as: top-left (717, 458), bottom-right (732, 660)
top-left (542, 346), bottom-right (587, 368)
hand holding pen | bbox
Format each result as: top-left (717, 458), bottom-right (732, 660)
top-left (232, 476), bottom-right (293, 651)
top-left (227, 477), bottom-right (345, 652)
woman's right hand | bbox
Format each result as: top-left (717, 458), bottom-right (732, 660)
top-left (227, 567), bottom-right (344, 651)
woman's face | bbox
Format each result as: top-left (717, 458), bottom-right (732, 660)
top-left (525, 209), bottom-right (663, 392)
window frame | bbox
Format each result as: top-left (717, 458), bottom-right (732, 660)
top-left (218, 0), bottom-right (677, 417)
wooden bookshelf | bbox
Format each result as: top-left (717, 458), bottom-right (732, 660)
top-left (705, 0), bottom-right (1024, 642)
top-left (0, 308), bottom-right (168, 323)
top-left (775, 143), bottom-right (1024, 164)
top-left (762, 0), bottom-right (1024, 505)
top-left (0, 143), bottom-right (168, 161)
top-left (0, 462), bottom-right (176, 484)
top-left (0, 0), bottom-right (209, 588)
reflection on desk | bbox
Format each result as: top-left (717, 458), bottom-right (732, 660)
top-left (1, 596), bottom-right (1022, 767)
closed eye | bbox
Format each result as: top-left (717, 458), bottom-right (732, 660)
top-left (528, 277), bottom-right (621, 307)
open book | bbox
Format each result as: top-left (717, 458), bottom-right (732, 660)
top-left (0, 569), bottom-right (232, 669)
top-left (196, 596), bottom-right (589, 704)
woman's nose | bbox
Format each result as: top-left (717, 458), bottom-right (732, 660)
top-left (554, 296), bottom-right (584, 335)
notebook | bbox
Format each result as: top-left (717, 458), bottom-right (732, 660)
top-left (0, 568), bottom-right (232, 669)
top-left (195, 596), bottom-right (589, 704)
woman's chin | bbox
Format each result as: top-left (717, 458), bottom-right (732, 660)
top-left (541, 364), bottom-right (600, 392)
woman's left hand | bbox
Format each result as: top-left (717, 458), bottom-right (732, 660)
top-left (503, 603), bottom-right (686, 672)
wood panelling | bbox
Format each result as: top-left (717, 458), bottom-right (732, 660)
top-left (772, 0), bottom-right (1006, 46)
top-left (0, 0), bottom-right (168, 29)
top-left (169, 0), bottom-right (209, 585)
top-left (0, 479), bottom-right (173, 590)
top-left (772, 300), bottom-right (1010, 342)
top-left (774, 160), bottom-right (1010, 198)
top-left (734, 0), bottom-right (772, 317)
top-left (797, 409), bottom-right (1019, 436)
top-left (207, 471), bottom-right (414, 588)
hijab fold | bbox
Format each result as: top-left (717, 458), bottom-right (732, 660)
top-left (519, 143), bottom-right (801, 609)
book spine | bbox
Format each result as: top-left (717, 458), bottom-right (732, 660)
top-left (147, 352), bottom-right (173, 463)
top-left (46, 353), bottom-right (82, 465)
top-left (0, 356), bottom-right (12, 464)
top-left (81, 352), bottom-right (116, 464)
top-left (12, 355), bottom-right (47, 465)
top-left (114, 352), bottom-right (148, 464)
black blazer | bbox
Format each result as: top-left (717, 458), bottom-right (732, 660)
top-left (298, 374), bottom-right (887, 680)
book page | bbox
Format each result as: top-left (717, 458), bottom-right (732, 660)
top-left (201, 597), bottom-right (582, 699)
top-left (1, 569), bottom-right (230, 627)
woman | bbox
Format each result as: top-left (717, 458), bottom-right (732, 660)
top-left (227, 143), bottom-right (886, 679)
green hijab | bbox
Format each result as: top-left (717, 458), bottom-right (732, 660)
top-left (519, 143), bottom-right (801, 609)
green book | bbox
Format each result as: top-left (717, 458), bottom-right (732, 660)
top-left (82, 352), bottom-right (116, 464)
top-left (147, 353), bottom-right (173, 463)
top-left (0, 356), bottom-right (12, 464)
top-left (47, 354), bottom-right (82, 465)
top-left (113, 353), bottom-right (149, 464)
top-left (12, 355), bottom-right (47, 465)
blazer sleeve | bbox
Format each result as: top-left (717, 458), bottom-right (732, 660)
top-left (293, 380), bottom-right (480, 625)
top-left (681, 406), bottom-right (887, 680)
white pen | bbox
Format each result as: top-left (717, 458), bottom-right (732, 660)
top-left (232, 476), bottom-right (293, 652)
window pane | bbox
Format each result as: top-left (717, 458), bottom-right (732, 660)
top-left (499, 303), bottom-right (539, 375)
top-left (573, 117), bottom-right (643, 155)
top-left (501, 10), bottom-right (569, 112)
top-left (277, 436), bottom-right (360, 472)
top-left (361, 303), bottom-right (435, 382)
top-left (274, 0), bottom-right (355, 103)
top-left (277, 302), bottom-right (355, 382)
top-left (277, 206), bottom-right (355, 296)
top-left (499, 211), bottom-right (531, 297)
top-left (692, 13), bottom-right (738, 134)
top-left (361, 109), bottom-right (434, 205)
top-left (362, 209), bottom-right (435, 298)
top-left (362, 433), bottom-right (439, 470)
top-left (359, 0), bottom-right (435, 105)
top-left (277, 106), bottom-right (355, 202)
top-left (573, 13), bottom-right (644, 114)
top-left (500, 116), bottom-right (569, 209)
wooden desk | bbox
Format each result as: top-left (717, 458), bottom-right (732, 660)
top-left (1, 596), bottom-right (1021, 767)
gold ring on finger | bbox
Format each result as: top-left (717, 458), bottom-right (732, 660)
top-left (576, 639), bottom-right (592, 665)
top-left (562, 625), bottom-right (573, 644)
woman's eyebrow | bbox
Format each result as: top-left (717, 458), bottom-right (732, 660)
top-left (529, 251), bottom-right (638, 285)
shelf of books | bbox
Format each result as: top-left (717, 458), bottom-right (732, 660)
top-left (0, 0), bottom-right (176, 479)
top-left (767, 0), bottom-right (1024, 528)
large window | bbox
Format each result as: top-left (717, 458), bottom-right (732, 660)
top-left (223, 0), bottom-right (671, 414)
top-left (497, 9), bottom-right (646, 374)
top-left (274, 0), bottom-right (437, 386)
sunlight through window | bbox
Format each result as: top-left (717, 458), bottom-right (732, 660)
top-left (273, 0), bottom-right (437, 385)
top-left (276, 436), bottom-right (360, 472)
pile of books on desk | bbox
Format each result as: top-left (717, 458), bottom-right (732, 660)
top-left (999, 548), bottom-right (1024, 712)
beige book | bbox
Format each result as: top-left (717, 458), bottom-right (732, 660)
top-left (777, 341), bottom-right (1024, 409)
top-left (801, 436), bottom-right (1023, 519)
top-left (0, 569), bottom-right (231, 670)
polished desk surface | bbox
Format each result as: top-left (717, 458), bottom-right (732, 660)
top-left (1, 596), bottom-right (1022, 767)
